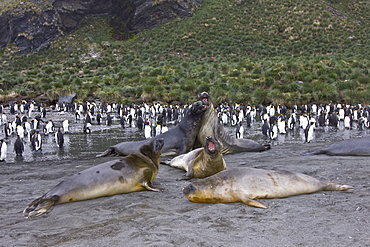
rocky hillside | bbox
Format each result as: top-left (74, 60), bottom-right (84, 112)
top-left (0, 0), bottom-right (200, 53)
top-left (0, 0), bottom-right (369, 105)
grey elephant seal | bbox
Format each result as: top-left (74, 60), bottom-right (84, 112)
top-left (164, 136), bottom-right (226, 180)
top-left (23, 138), bottom-right (164, 218)
top-left (307, 136), bottom-right (370, 156)
top-left (183, 167), bottom-right (353, 208)
top-left (197, 92), bottom-right (270, 154)
top-left (97, 101), bottom-right (207, 157)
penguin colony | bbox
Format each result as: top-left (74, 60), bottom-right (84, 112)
top-left (0, 100), bottom-right (188, 162)
top-left (0, 100), bottom-right (369, 162)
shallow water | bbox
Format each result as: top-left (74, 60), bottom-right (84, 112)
top-left (1, 110), bottom-right (369, 247)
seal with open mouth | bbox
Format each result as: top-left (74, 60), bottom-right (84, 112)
top-left (197, 92), bottom-right (270, 154)
top-left (163, 136), bottom-right (226, 179)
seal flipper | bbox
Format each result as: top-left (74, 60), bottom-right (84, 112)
top-left (96, 147), bottom-right (117, 157)
top-left (142, 181), bottom-right (164, 192)
top-left (241, 196), bottom-right (268, 209)
top-left (302, 148), bottom-right (327, 156)
top-left (23, 195), bottom-right (59, 218)
top-left (160, 159), bottom-right (171, 165)
top-left (178, 173), bottom-right (193, 180)
top-left (323, 182), bottom-right (353, 191)
top-left (141, 168), bottom-right (164, 192)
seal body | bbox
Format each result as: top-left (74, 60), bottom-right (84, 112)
top-left (97, 101), bottom-right (207, 157)
top-left (183, 167), bottom-right (353, 208)
top-left (197, 92), bottom-right (269, 154)
top-left (165, 136), bottom-right (226, 179)
top-left (23, 138), bottom-right (164, 218)
top-left (308, 136), bottom-right (370, 156)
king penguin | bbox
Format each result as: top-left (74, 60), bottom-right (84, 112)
top-left (161, 124), bottom-right (168, 133)
top-left (236, 122), bottom-right (244, 139)
top-left (269, 123), bottom-right (278, 140)
top-left (55, 128), bottom-right (64, 148)
top-left (0, 139), bottom-right (7, 161)
top-left (144, 121), bottom-right (151, 139)
top-left (62, 119), bottom-right (69, 133)
top-left (262, 119), bottom-right (270, 137)
top-left (14, 135), bottom-right (24, 156)
top-left (31, 131), bottom-right (42, 152)
top-left (304, 119), bottom-right (315, 143)
top-left (83, 121), bottom-right (92, 134)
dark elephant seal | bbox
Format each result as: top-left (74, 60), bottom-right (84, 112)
top-left (97, 101), bottom-right (207, 157)
top-left (183, 167), bottom-right (353, 208)
top-left (306, 136), bottom-right (370, 156)
top-left (23, 138), bottom-right (164, 218)
top-left (197, 92), bottom-right (270, 154)
top-left (164, 136), bottom-right (226, 180)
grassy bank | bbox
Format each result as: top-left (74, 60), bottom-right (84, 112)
top-left (0, 0), bottom-right (369, 105)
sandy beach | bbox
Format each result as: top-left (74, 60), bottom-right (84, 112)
top-left (0, 108), bottom-right (369, 247)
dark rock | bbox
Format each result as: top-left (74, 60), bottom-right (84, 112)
top-left (0, 0), bottom-right (201, 54)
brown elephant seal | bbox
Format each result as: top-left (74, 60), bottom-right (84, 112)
top-left (97, 101), bottom-right (207, 157)
top-left (183, 167), bottom-right (353, 208)
top-left (197, 92), bottom-right (270, 154)
top-left (23, 138), bottom-right (164, 218)
top-left (163, 136), bottom-right (226, 180)
top-left (306, 136), bottom-right (370, 156)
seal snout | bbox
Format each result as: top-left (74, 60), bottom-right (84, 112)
top-left (183, 184), bottom-right (196, 195)
top-left (155, 138), bottom-right (165, 151)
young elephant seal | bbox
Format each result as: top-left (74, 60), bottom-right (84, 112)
top-left (306, 136), bottom-right (370, 156)
top-left (23, 138), bottom-right (164, 218)
top-left (164, 136), bottom-right (226, 180)
top-left (183, 167), bottom-right (353, 208)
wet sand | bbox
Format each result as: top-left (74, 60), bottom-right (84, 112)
top-left (1, 110), bottom-right (369, 247)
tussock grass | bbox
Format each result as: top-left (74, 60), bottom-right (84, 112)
top-left (0, 0), bottom-right (369, 105)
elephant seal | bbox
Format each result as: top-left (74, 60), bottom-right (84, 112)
top-left (306, 136), bottom-right (370, 156)
top-left (163, 136), bottom-right (226, 180)
top-left (23, 138), bottom-right (164, 218)
top-left (197, 92), bottom-right (270, 154)
top-left (97, 101), bottom-right (207, 157)
top-left (183, 167), bottom-right (353, 208)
